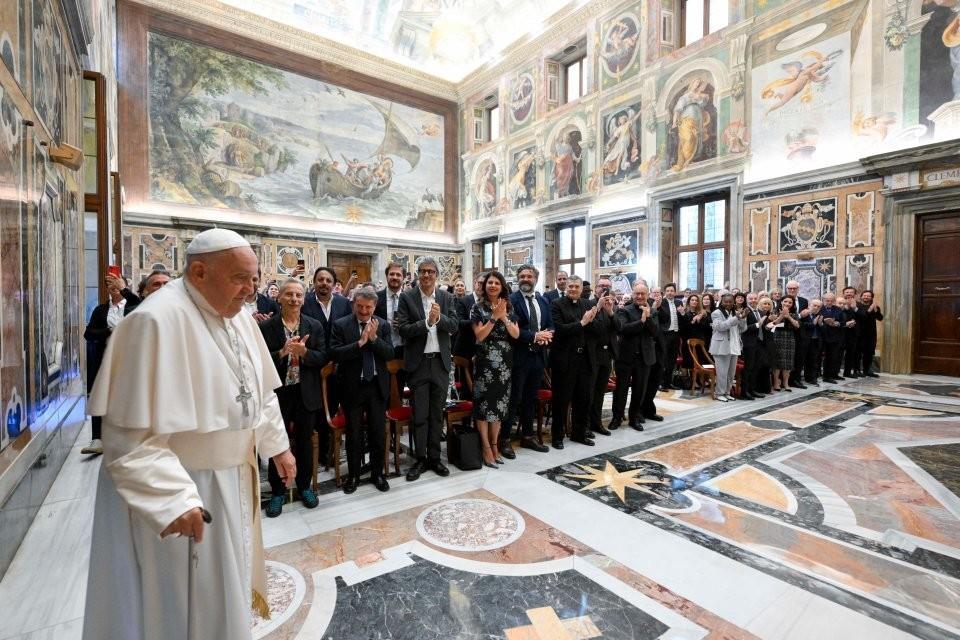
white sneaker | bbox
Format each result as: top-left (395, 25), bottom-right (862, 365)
top-left (716, 396), bottom-right (728, 402)
top-left (81, 439), bottom-right (103, 455)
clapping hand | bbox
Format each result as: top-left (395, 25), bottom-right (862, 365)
top-left (581, 304), bottom-right (600, 326)
top-left (491, 298), bottom-right (508, 321)
top-left (359, 319), bottom-right (379, 345)
top-left (283, 334), bottom-right (309, 357)
top-left (428, 302), bottom-right (441, 326)
top-left (253, 311), bottom-right (273, 323)
top-left (845, 319), bottom-right (856, 328)
top-left (534, 329), bottom-right (554, 345)
top-left (868, 299), bottom-right (879, 313)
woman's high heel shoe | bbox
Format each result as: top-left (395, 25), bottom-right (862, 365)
top-left (483, 446), bottom-right (498, 469)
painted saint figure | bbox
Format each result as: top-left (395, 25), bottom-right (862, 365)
top-left (670, 78), bottom-right (713, 172)
top-left (475, 161), bottom-right (497, 219)
top-left (552, 130), bottom-right (582, 198)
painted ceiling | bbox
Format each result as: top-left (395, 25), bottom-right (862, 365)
top-left (219, 0), bottom-right (580, 83)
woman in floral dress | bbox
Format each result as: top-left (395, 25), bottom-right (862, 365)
top-left (471, 271), bottom-right (520, 468)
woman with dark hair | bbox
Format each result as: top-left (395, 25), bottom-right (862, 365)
top-left (471, 271), bottom-right (520, 468)
top-left (764, 294), bottom-right (800, 391)
top-left (734, 292), bottom-right (747, 311)
top-left (680, 294), bottom-right (710, 368)
top-left (698, 293), bottom-right (716, 345)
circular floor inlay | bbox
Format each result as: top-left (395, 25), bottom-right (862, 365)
top-left (416, 498), bottom-right (526, 552)
top-left (252, 561), bottom-right (306, 638)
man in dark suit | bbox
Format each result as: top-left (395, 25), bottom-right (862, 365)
top-left (739, 291), bottom-right (766, 399)
top-left (550, 275), bottom-right (601, 449)
top-left (785, 280), bottom-right (809, 389)
top-left (247, 269), bottom-right (281, 322)
top-left (543, 270), bottom-right (568, 304)
top-left (640, 287), bottom-right (666, 422)
top-left (655, 283), bottom-right (683, 390)
top-left (588, 277), bottom-right (616, 437)
top-left (82, 273), bottom-right (141, 455)
top-left (611, 283), bottom-right (657, 430)
top-left (259, 280), bottom-right (327, 512)
top-left (820, 292), bottom-right (846, 382)
top-left (501, 265), bottom-right (553, 457)
top-left (301, 266), bottom-right (352, 456)
top-left (802, 298), bottom-right (824, 385)
top-left (376, 261), bottom-right (407, 386)
top-left (396, 256), bottom-right (459, 481)
top-left (857, 290), bottom-right (883, 377)
top-left (330, 287), bottom-right (395, 494)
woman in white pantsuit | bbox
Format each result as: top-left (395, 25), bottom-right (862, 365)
top-left (709, 294), bottom-right (747, 401)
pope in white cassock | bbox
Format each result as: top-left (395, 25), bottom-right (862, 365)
top-left (82, 229), bottom-right (296, 640)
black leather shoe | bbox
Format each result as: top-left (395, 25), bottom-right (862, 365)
top-left (740, 393), bottom-right (755, 400)
top-left (593, 426), bottom-right (612, 436)
top-left (645, 414), bottom-right (664, 422)
top-left (499, 444), bottom-right (516, 459)
top-left (552, 440), bottom-right (565, 450)
top-left (520, 438), bottom-right (549, 452)
top-left (753, 391), bottom-right (768, 397)
top-left (571, 436), bottom-right (595, 446)
top-left (406, 460), bottom-right (427, 481)
top-left (608, 418), bottom-right (622, 430)
top-left (808, 380), bottom-right (820, 386)
top-left (836, 375), bottom-right (847, 380)
top-left (823, 377), bottom-right (839, 383)
top-left (343, 476), bottom-right (358, 494)
top-left (791, 383), bottom-right (807, 389)
top-left (429, 460), bottom-right (450, 477)
top-left (373, 476), bottom-right (390, 492)
top-left (629, 421), bottom-right (644, 431)
top-left (865, 372), bottom-right (879, 378)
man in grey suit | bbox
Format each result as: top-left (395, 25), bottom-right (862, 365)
top-left (396, 256), bottom-right (459, 481)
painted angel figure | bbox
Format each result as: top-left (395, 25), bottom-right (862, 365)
top-left (761, 49), bottom-right (843, 116)
top-left (601, 19), bottom-right (639, 72)
top-left (602, 109), bottom-right (641, 178)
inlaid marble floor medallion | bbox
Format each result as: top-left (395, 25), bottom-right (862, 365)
top-left (252, 561), bottom-right (306, 638)
top-left (416, 498), bottom-right (526, 551)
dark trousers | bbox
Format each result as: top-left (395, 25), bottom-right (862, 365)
top-left (804, 337), bottom-right (822, 382)
top-left (613, 358), bottom-right (651, 422)
top-left (860, 338), bottom-right (877, 374)
top-left (642, 361), bottom-right (662, 418)
top-left (589, 352), bottom-right (613, 430)
top-left (790, 333), bottom-right (809, 385)
top-left (317, 373), bottom-right (340, 462)
top-left (823, 341), bottom-right (843, 379)
top-left (268, 384), bottom-right (317, 495)
top-left (91, 415), bottom-right (101, 441)
top-left (551, 360), bottom-right (593, 442)
top-left (661, 331), bottom-right (680, 388)
top-left (741, 341), bottom-right (760, 395)
top-left (843, 331), bottom-right (860, 374)
top-left (505, 357), bottom-right (545, 442)
top-left (344, 381), bottom-right (386, 480)
top-left (410, 355), bottom-right (448, 462)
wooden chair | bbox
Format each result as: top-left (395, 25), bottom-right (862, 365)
top-left (320, 362), bottom-right (348, 486)
top-left (687, 339), bottom-right (716, 397)
top-left (444, 356), bottom-right (474, 435)
top-left (384, 359), bottom-right (413, 476)
top-left (535, 369), bottom-right (554, 445)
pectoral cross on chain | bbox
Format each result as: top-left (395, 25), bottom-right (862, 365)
top-left (236, 385), bottom-right (253, 417)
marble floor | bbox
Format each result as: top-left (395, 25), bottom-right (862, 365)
top-left (1, 374), bottom-right (959, 639)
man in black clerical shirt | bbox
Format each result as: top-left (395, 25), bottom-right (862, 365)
top-left (588, 276), bottom-right (616, 437)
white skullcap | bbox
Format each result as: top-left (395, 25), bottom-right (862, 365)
top-left (185, 228), bottom-right (251, 255)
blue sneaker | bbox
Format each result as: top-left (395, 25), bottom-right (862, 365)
top-left (300, 488), bottom-right (319, 509)
top-left (265, 495), bottom-right (284, 518)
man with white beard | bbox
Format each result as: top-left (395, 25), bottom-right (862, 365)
top-left (83, 228), bottom-right (296, 640)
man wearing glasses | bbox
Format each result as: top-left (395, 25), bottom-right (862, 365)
top-left (396, 256), bottom-right (459, 481)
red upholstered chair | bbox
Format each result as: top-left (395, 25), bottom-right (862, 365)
top-left (320, 362), bottom-right (348, 486)
top-left (444, 357), bottom-right (474, 435)
top-left (384, 359), bottom-right (412, 476)
top-left (686, 339), bottom-right (716, 397)
top-left (535, 369), bottom-right (554, 444)
top-left (733, 358), bottom-right (745, 397)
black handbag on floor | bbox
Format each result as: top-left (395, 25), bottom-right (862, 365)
top-left (447, 424), bottom-right (482, 471)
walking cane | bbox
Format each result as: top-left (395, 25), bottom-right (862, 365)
top-left (187, 508), bottom-right (214, 640)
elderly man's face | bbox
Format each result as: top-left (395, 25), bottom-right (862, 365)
top-left (143, 273), bottom-right (171, 298)
top-left (810, 300), bottom-right (822, 313)
top-left (278, 282), bottom-right (305, 311)
top-left (418, 262), bottom-right (438, 290)
top-left (824, 293), bottom-right (836, 307)
top-left (566, 280), bottom-right (582, 300)
top-left (633, 286), bottom-right (649, 306)
top-left (453, 281), bottom-right (466, 296)
top-left (747, 292), bottom-right (758, 307)
top-left (786, 282), bottom-right (800, 297)
top-left (190, 248), bottom-right (259, 318)
top-left (354, 296), bottom-right (375, 322)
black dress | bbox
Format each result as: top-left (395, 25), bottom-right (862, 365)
top-left (470, 302), bottom-right (516, 421)
top-left (680, 311), bottom-right (712, 367)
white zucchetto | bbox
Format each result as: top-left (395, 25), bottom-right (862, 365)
top-left (185, 228), bottom-right (251, 255)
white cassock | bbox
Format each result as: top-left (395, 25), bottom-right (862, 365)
top-left (82, 278), bottom-right (289, 640)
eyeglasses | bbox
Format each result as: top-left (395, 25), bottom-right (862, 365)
top-left (419, 269), bottom-right (437, 275)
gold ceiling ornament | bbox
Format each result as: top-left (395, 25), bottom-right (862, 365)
top-left (563, 461), bottom-right (668, 504)
top-left (344, 205), bottom-right (363, 223)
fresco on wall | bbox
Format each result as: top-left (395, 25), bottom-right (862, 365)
top-left (600, 11), bottom-right (641, 86)
top-left (0, 0), bottom-right (26, 86)
top-left (919, 0), bottom-right (960, 136)
top-left (503, 244), bottom-right (533, 282)
top-left (507, 145), bottom-right (536, 209)
top-left (473, 158), bottom-right (498, 219)
top-left (778, 198), bottom-right (837, 252)
top-left (751, 32), bottom-right (850, 176)
top-left (601, 102), bottom-right (641, 185)
top-left (147, 32), bottom-right (446, 232)
top-left (32, 0), bottom-right (64, 143)
top-left (508, 72), bottom-right (534, 129)
top-left (549, 124), bottom-right (582, 199)
top-left (666, 73), bottom-right (717, 172)
top-left (598, 229), bottom-right (638, 268)
top-left (0, 86), bottom-right (25, 452)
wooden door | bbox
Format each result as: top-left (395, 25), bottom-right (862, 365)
top-left (914, 212), bottom-right (960, 376)
top-left (327, 252), bottom-right (372, 288)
